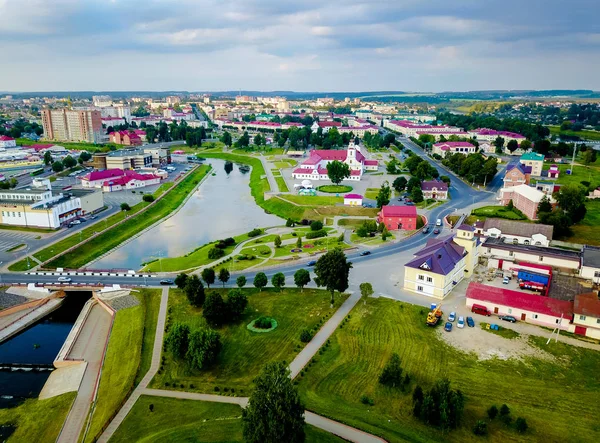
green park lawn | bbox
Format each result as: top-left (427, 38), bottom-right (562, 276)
top-left (317, 185), bottom-right (353, 194)
top-left (110, 396), bottom-right (344, 443)
top-left (545, 162), bottom-right (600, 189)
top-left (297, 298), bottom-right (600, 443)
top-left (150, 288), bottom-right (347, 394)
top-left (337, 218), bottom-right (373, 227)
top-left (0, 392), bottom-right (75, 443)
top-left (135, 289), bottom-right (163, 386)
top-left (350, 232), bottom-right (396, 246)
top-left (364, 188), bottom-right (379, 200)
top-left (547, 125), bottom-right (600, 141)
top-left (274, 160), bottom-right (297, 168)
top-left (275, 176), bottom-right (290, 192)
top-left (279, 194), bottom-right (343, 206)
top-left (471, 205), bottom-right (528, 221)
top-left (84, 302), bottom-right (145, 443)
top-left (566, 199), bottom-right (600, 245)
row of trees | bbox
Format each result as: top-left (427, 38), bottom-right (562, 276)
top-left (166, 322), bottom-right (221, 370)
top-left (363, 132), bottom-right (396, 150)
top-left (442, 153), bottom-right (498, 185)
top-left (0, 118), bottom-right (43, 138)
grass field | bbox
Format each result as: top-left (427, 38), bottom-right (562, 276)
top-left (566, 199), bottom-right (600, 245)
top-left (16, 137), bottom-right (120, 152)
top-left (547, 162), bottom-right (600, 189)
top-left (0, 224), bottom-right (56, 234)
top-left (317, 185), bottom-right (353, 194)
top-left (350, 232), bottom-right (396, 246)
top-left (338, 218), bottom-right (374, 227)
top-left (44, 165), bottom-right (211, 269)
top-left (547, 125), bottom-right (600, 141)
top-left (275, 176), bottom-right (289, 192)
top-left (150, 288), bottom-right (347, 393)
top-left (279, 195), bottom-right (343, 206)
top-left (135, 289), bottom-right (163, 386)
top-left (110, 396), bottom-right (344, 443)
top-left (85, 304), bottom-right (144, 443)
top-left (0, 392), bottom-right (75, 442)
top-left (364, 188), bottom-right (379, 199)
top-left (297, 298), bottom-right (600, 442)
top-left (471, 205), bottom-right (528, 221)
top-left (273, 160), bottom-right (297, 168)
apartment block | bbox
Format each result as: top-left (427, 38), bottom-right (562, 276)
top-left (41, 109), bottom-right (103, 143)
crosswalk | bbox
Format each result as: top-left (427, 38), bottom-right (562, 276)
top-left (0, 230), bottom-right (35, 252)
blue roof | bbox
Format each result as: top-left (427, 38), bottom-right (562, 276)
top-left (405, 236), bottom-right (466, 276)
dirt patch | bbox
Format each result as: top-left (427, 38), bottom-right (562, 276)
top-left (548, 273), bottom-right (593, 301)
top-left (437, 324), bottom-right (555, 362)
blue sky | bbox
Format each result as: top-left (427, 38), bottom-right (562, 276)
top-left (1, 0), bottom-right (599, 92)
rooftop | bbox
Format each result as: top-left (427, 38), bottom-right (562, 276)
top-left (483, 218), bottom-right (554, 240)
top-left (483, 236), bottom-right (581, 261)
top-left (107, 149), bottom-right (148, 158)
top-left (380, 205), bottom-right (417, 218)
top-left (574, 292), bottom-right (600, 317)
top-left (405, 236), bottom-right (465, 276)
top-left (502, 184), bottom-right (546, 203)
top-left (581, 245), bottom-right (600, 269)
top-left (521, 152), bottom-right (545, 161)
top-left (421, 180), bottom-right (448, 191)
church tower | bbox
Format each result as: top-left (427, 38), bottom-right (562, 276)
top-left (453, 224), bottom-right (479, 277)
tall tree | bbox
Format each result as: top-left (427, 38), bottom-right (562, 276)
top-left (326, 160), bottom-right (351, 185)
top-left (226, 289), bottom-right (248, 320)
top-left (43, 151), bottom-right (53, 166)
top-left (314, 248), bottom-right (352, 306)
top-left (253, 272), bottom-right (268, 291)
top-left (201, 268), bottom-right (215, 288)
top-left (294, 269), bottom-right (311, 292)
top-left (184, 275), bottom-right (205, 307)
top-left (379, 353), bottom-right (404, 388)
top-left (165, 322), bottom-right (190, 359)
top-left (242, 362), bottom-right (305, 443)
top-left (506, 139), bottom-right (519, 153)
top-left (376, 181), bottom-right (391, 208)
top-left (218, 268), bottom-right (230, 288)
top-left (174, 272), bottom-right (188, 290)
top-left (203, 293), bottom-right (227, 326)
top-left (186, 328), bottom-right (221, 370)
top-left (359, 282), bottom-right (373, 305)
top-left (220, 131), bottom-right (232, 147)
top-left (271, 272), bottom-right (285, 292)
top-left (236, 275), bottom-right (247, 288)
top-left (555, 184), bottom-right (587, 223)
top-left (393, 176), bottom-right (407, 193)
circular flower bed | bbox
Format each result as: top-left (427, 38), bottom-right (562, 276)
top-left (247, 317), bottom-right (278, 333)
top-left (317, 185), bottom-right (353, 193)
top-left (303, 244), bottom-right (314, 249)
top-left (290, 248), bottom-right (303, 253)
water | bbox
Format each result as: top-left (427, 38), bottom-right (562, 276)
top-left (0, 291), bottom-right (91, 407)
top-left (94, 160), bottom-right (281, 270)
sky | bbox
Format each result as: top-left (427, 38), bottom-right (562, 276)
top-left (1, 0), bottom-right (600, 92)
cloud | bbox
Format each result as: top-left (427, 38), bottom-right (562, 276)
top-left (0, 0), bottom-right (599, 91)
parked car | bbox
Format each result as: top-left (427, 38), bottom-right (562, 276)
top-left (466, 316), bottom-right (475, 328)
top-left (57, 277), bottom-right (72, 282)
top-left (448, 312), bottom-right (456, 322)
top-left (405, 197), bottom-right (412, 202)
top-left (436, 218), bottom-right (442, 226)
top-left (308, 260), bottom-right (317, 266)
top-left (405, 202), bottom-right (415, 206)
top-left (71, 220), bottom-right (81, 225)
top-left (499, 315), bottom-right (517, 323)
top-left (444, 322), bottom-right (453, 332)
top-left (471, 303), bottom-right (492, 316)
top-left (422, 226), bottom-right (429, 234)
top-left (457, 316), bottom-right (465, 328)
top-left (433, 228), bottom-right (440, 234)
top-left (160, 279), bottom-right (174, 285)
top-left (502, 276), bottom-right (510, 284)
top-left (360, 250), bottom-right (371, 256)
top-left (90, 215), bottom-right (98, 220)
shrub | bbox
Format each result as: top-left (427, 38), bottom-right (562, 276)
top-left (500, 404), bottom-right (510, 417)
top-left (360, 395), bottom-right (374, 406)
top-left (306, 229), bottom-right (328, 239)
top-left (473, 420), bottom-right (487, 436)
top-left (379, 353), bottom-right (404, 388)
top-left (186, 328), bottom-right (222, 370)
top-left (515, 417), bottom-right (528, 434)
top-left (248, 228), bottom-right (263, 238)
top-left (254, 316), bottom-right (272, 329)
top-left (300, 219), bottom-right (311, 226)
top-left (487, 405), bottom-right (498, 420)
top-left (222, 237), bottom-right (235, 246)
top-left (215, 241), bottom-right (227, 249)
top-left (286, 218), bottom-right (295, 227)
top-left (208, 247), bottom-right (225, 259)
top-left (149, 403), bottom-right (154, 412)
top-left (310, 220), bottom-right (324, 231)
top-left (580, 180), bottom-right (591, 188)
top-left (143, 194), bottom-right (155, 202)
top-left (214, 386), bottom-right (220, 392)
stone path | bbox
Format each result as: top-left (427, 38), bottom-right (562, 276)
top-left (305, 411), bottom-right (387, 443)
top-left (96, 287), bottom-right (169, 443)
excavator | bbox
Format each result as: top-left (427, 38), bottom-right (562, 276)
top-left (426, 304), bottom-right (443, 326)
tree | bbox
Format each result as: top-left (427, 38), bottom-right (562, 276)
top-left (253, 272), bottom-right (268, 291)
top-left (43, 151), bottom-right (53, 166)
top-left (174, 272), bottom-right (188, 290)
top-left (294, 269), bottom-right (311, 291)
top-left (392, 176), bottom-right (407, 192)
top-left (379, 353), bottom-right (404, 388)
top-left (201, 268), bottom-right (215, 288)
top-left (487, 405), bottom-right (498, 420)
top-left (411, 187), bottom-right (424, 204)
top-left (381, 225), bottom-right (390, 241)
top-left (52, 160), bottom-right (64, 172)
top-left (184, 275), bottom-right (205, 307)
top-left (236, 275), bottom-right (247, 288)
top-left (500, 404), bottom-right (510, 417)
top-left (186, 328), bottom-right (221, 370)
top-left (413, 378), bottom-right (464, 431)
top-left (165, 322), bottom-right (190, 359)
top-left (218, 268), bottom-right (230, 288)
top-left (538, 196), bottom-right (553, 214)
top-left (314, 248), bottom-right (352, 306)
top-left (310, 220), bottom-right (323, 231)
top-left (582, 149), bottom-right (596, 165)
top-left (386, 159), bottom-right (398, 174)
top-left (506, 139), bottom-right (519, 153)
top-left (296, 236), bottom-right (302, 249)
top-left (326, 160), bottom-right (351, 185)
top-left (359, 282), bottom-right (373, 305)
top-left (226, 289), bottom-right (248, 320)
top-left (375, 181), bottom-right (391, 208)
top-left (203, 292), bottom-right (227, 326)
top-left (274, 235), bottom-right (282, 248)
top-left (494, 136), bottom-right (505, 150)
top-left (220, 131), bottom-right (232, 147)
top-left (515, 417), bottom-right (528, 434)
top-left (63, 155), bottom-right (77, 168)
top-left (242, 361), bottom-right (305, 443)
top-left (78, 151), bottom-right (91, 164)
top-left (520, 140), bottom-right (532, 152)
top-left (120, 203), bottom-right (131, 211)
top-left (473, 420), bottom-right (488, 436)
top-left (272, 272), bottom-right (285, 292)
top-left (555, 184), bottom-right (587, 223)
top-left (407, 176), bottom-right (421, 192)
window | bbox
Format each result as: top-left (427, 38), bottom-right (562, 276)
top-left (535, 241), bottom-right (542, 246)
top-left (418, 275), bottom-right (424, 280)
top-left (532, 314), bottom-right (538, 319)
top-left (594, 271), bottom-right (600, 278)
top-left (579, 315), bottom-right (586, 321)
top-left (508, 308), bottom-right (512, 314)
top-left (539, 256), bottom-right (544, 262)
top-left (524, 240), bottom-right (530, 245)
top-left (509, 251), bottom-right (514, 256)
top-left (417, 285), bottom-right (423, 292)
top-left (427, 277), bottom-right (433, 283)
top-left (597, 319), bottom-right (600, 324)
top-left (513, 238), bottom-right (518, 244)
top-left (555, 319), bottom-right (560, 324)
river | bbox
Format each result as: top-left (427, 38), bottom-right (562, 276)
top-left (0, 291), bottom-right (91, 407)
top-left (93, 160), bottom-right (281, 270)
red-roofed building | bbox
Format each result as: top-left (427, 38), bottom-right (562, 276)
top-left (377, 205), bottom-right (417, 230)
top-left (432, 141), bottom-right (476, 156)
top-left (0, 135), bottom-right (16, 149)
top-left (292, 141), bottom-right (378, 182)
top-left (109, 131), bottom-right (143, 146)
top-left (80, 169), bottom-right (125, 188)
top-left (102, 170), bottom-right (161, 192)
top-left (466, 282), bottom-right (575, 330)
top-left (573, 292), bottom-right (600, 339)
top-left (343, 194), bottom-right (363, 206)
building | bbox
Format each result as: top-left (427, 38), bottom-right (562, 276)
top-left (573, 292), bottom-right (600, 339)
top-left (421, 180), bottom-right (448, 200)
top-left (547, 164), bottom-right (560, 179)
top-left (92, 95), bottom-right (112, 107)
top-left (403, 225), bottom-right (478, 299)
top-left (520, 152), bottom-right (545, 176)
top-left (377, 205), bottom-right (417, 230)
top-left (343, 194), bottom-right (363, 206)
top-left (480, 218), bottom-right (553, 247)
top-left (480, 237), bottom-right (581, 271)
top-left (432, 141), bottom-right (476, 156)
top-left (503, 163), bottom-right (531, 188)
top-left (589, 187), bottom-right (600, 199)
top-left (499, 184), bottom-right (549, 220)
top-left (81, 169), bottom-right (125, 188)
top-left (480, 142), bottom-right (495, 154)
top-left (102, 170), bottom-right (161, 192)
top-left (467, 128), bottom-right (526, 145)
top-left (534, 181), bottom-right (561, 197)
top-left (109, 131), bottom-right (143, 146)
top-left (384, 120), bottom-right (464, 138)
top-left (292, 141), bottom-right (377, 182)
top-left (41, 109), bottom-right (103, 143)
top-left (143, 146), bottom-right (171, 166)
top-left (106, 149), bottom-right (153, 170)
top-left (0, 136), bottom-right (16, 149)
top-left (579, 245), bottom-right (600, 282)
top-left (466, 282), bottom-right (574, 329)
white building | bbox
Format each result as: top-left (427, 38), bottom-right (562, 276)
top-left (0, 136), bottom-right (17, 149)
top-left (478, 219), bottom-right (554, 247)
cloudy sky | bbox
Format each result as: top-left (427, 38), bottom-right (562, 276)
top-left (2, 0), bottom-right (600, 92)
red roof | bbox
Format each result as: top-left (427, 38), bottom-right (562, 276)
top-left (344, 194), bottom-right (363, 199)
top-left (574, 292), bottom-right (600, 317)
top-left (28, 144), bottom-right (54, 151)
top-left (83, 168), bottom-right (124, 182)
top-left (0, 135), bottom-right (15, 141)
top-left (293, 167), bottom-right (319, 175)
top-left (380, 205), bottom-right (417, 218)
top-left (364, 160), bottom-right (378, 165)
top-left (434, 142), bottom-right (475, 150)
top-left (103, 171), bottom-right (158, 187)
top-left (466, 282), bottom-right (572, 317)
top-left (318, 121), bottom-right (342, 127)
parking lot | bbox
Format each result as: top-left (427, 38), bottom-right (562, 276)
top-left (0, 231), bottom-right (36, 253)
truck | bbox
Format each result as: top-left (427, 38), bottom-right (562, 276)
top-left (519, 281), bottom-right (547, 293)
top-left (517, 270), bottom-right (549, 286)
top-left (426, 304), bottom-right (443, 326)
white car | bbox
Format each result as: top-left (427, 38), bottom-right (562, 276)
top-left (457, 316), bottom-right (465, 328)
top-left (448, 312), bottom-right (456, 322)
top-left (57, 277), bottom-right (72, 282)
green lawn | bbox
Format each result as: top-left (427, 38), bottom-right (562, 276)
top-left (150, 288), bottom-right (347, 393)
top-left (350, 232), bottom-right (396, 245)
top-left (84, 304), bottom-right (144, 443)
top-left (135, 289), bottom-right (163, 386)
top-left (16, 137), bottom-right (120, 152)
top-left (273, 160), bottom-right (297, 168)
top-left (547, 162), bottom-right (600, 189)
top-left (275, 176), bottom-right (290, 192)
top-left (0, 224), bottom-right (56, 234)
top-left (317, 185), bottom-right (353, 194)
top-left (567, 199), bottom-right (600, 245)
top-left (547, 125), bottom-right (600, 141)
top-left (364, 188), bottom-right (379, 200)
top-left (0, 392), bottom-right (75, 442)
top-left (471, 205), bottom-right (528, 221)
top-left (297, 298), bottom-right (600, 442)
top-left (45, 165), bottom-right (211, 269)
top-left (110, 396), bottom-right (344, 443)
top-left (480, 322), bottom-right (520, 339)
top-left (338, 218), bottom-right (373, 227)
top-left (279, 195), bottom-right (343, 206)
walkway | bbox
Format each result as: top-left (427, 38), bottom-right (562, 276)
top-left (258, 154), bottom-right (278, 193)
top-left (96, 286), bottom-right (169, 443)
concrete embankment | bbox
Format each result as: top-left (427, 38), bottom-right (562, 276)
top-left (0, 295), bottom-right (64, 344)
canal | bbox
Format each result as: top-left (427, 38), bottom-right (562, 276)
top-left (93, 159), bottom-right (281, 270)
top-left (0, 291), bottom-right (91, 407)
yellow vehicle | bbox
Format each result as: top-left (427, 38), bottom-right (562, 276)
top-left (426, 304), bottom-right (443, 327)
